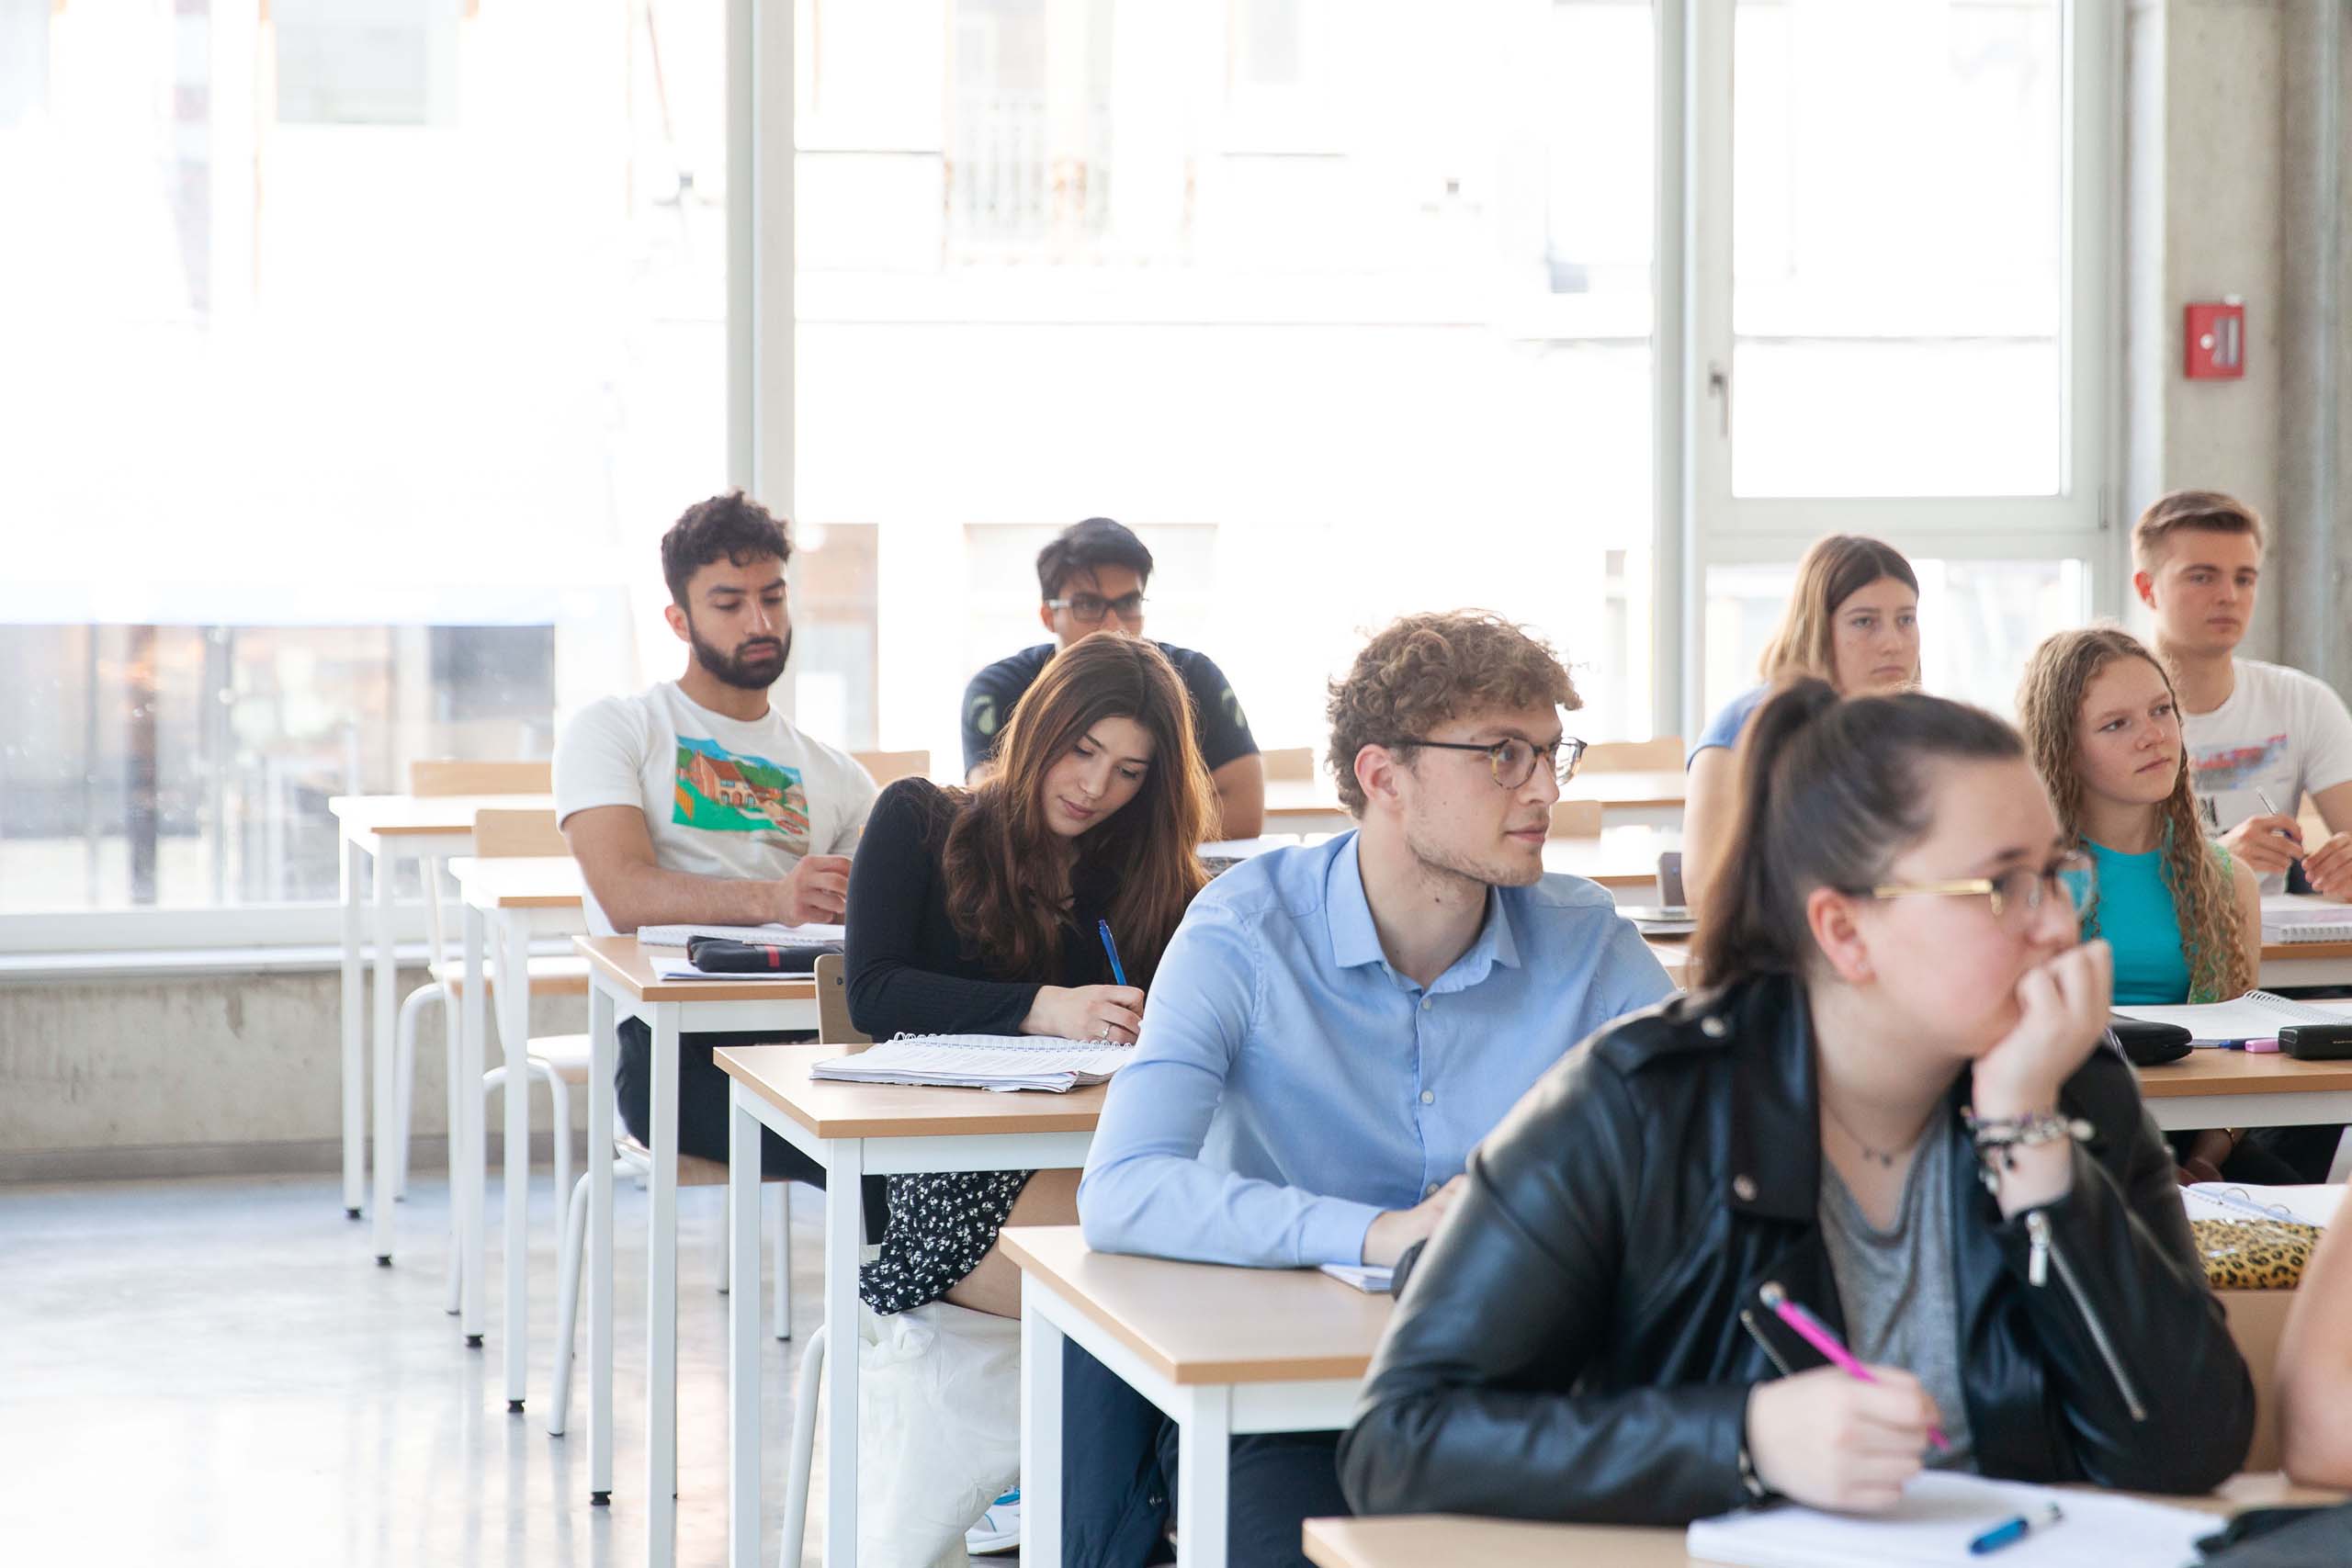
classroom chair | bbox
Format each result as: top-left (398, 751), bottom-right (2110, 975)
top-left (1580, 737), bottom-right (1682, 773)
top-left (544, 956), bottom-right (865, 1439)
top-left (853, 749), bottom-right (933, 786)
top-left (2223, 1288), bottom-right (2290, 1472)
top-left (391, 807), bottom-right (592, 1307)
top-left (775, 953), bottom-right (872, 1568)
top-left (390, 761), bottom-right (564, 1203)
top-left (1260, 747), bottom-right (1317, 783)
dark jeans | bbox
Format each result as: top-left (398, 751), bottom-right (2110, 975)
top-left (616, 1018), bottom-right (888, 1238)
top-left (1062, 1339), bottom-right (1349, 1568)
top-left (2168, 1125), bottom-right (2335, 1186)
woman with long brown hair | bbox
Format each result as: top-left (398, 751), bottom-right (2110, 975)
top-left (2017, 626), bottom-right (2272, 1183)
top-left (840, 632), bottom-right (1214, 1559)
top-left (1684, 535), bottom-right (1921, 906)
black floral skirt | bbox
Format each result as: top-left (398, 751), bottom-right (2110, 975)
top-left (858, 1169), bottom-right (1034, 1314)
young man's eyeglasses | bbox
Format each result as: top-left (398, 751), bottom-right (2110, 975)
top-left (1387, 736), bottom-right (1589, 790)
top-left (1047, 592), bottom-right (1148, 626)
top-left (1860, 851), bottom-right (2097, 931)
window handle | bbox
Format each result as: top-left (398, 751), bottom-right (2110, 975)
top-left (1707, 361), bottom-right (1731, 437)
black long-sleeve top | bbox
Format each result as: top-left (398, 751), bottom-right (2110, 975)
top-left (842, 775), bottom-right (1124, 1313)
top-left (843, 776), bottom-right (1119, 1041)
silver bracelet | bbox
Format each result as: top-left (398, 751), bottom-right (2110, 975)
top-left (1962, 1108), bottom-right (2092, 1173)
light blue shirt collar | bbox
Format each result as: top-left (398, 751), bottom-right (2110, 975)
top-left (1324, 831), bottom-right (1523, 992)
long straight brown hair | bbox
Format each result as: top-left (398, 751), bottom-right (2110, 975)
top-left (943, 634), bottom-right (1214, 983)
top-left (1758, 535), bottom-right (1920, 685)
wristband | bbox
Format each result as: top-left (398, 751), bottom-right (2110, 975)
top-left (1962, 1107), bottom-right (2092, 1176)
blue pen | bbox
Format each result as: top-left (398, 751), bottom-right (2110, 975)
top-left (1097, 919), bottom-right (1127, 987)
top-left (1968, 1501), bottom-right (2063, 1555)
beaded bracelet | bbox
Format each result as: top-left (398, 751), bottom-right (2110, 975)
top-left (1962, 1108), bottom-right (2093, 1173)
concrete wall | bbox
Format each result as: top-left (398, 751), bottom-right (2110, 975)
top-left (0, 965), bottom-right (584, 1178)
top-left (2124, 0), bottom-right (2290, 660)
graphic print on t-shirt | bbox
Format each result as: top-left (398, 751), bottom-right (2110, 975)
top-left (2191, 733), bottom-right (2290, 794)
top-left (673, 737), bottom-right (810, 852)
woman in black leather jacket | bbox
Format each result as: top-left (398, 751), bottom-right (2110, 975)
top-left (1338, 680), bottom-right (2254, 1526)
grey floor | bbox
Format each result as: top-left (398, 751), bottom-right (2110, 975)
top-left (0, 1167), bottom-right (963, 1567)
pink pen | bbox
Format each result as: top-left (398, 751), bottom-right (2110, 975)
top-left (1758, 1281), bottom-right (1951, 1450)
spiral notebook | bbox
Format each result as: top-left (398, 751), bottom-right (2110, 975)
top-left (808, 1034), bottom-right (1132, 1093)
top-left (2261, 894), bottom-right (2352, 944)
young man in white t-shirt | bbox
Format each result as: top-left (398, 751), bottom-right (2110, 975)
top-left (2135, 489), bottom-right (2352, 899)
top-left (2137, 490), bottom-right (2352, 1182)
top-left (555, 491), bottom-right (878, 1191)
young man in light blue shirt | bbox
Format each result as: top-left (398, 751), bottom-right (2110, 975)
top-left (1065, 609), bottom-right (1677, 1568)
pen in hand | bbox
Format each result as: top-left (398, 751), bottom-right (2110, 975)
top-left (1758, 1281), bottom-right (1951, 1451)
top-left (2256, 790), bottom-right (2302, 854)
top-left (1097, 919), bottom-right (1128, 987)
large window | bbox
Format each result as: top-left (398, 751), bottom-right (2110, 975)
top-left (795, 0), bottom-right (1664, 771)
top-left (4, 0), bottom-right (2117, 934)
top-left (1681, 0), bottom-right (2110, 730)
top-left (0, 0), bottom-right (729, 915)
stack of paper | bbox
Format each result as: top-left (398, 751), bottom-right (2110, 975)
top-left (1687, 1472), bottom-right (2211, 1567)
top-left (635, 921), bottom-right (844, 948)
top-left (808, 1035), bottom-right (1132, 1093)
top-left (1318, 1263), bottom-right (1394, 1293)
top-left (2112, 990), bottom-right (2352, 1045)
top-left (2261, 894), bottom-right (2352, 944)
top-left (650, 956), bottom-right (810, 983)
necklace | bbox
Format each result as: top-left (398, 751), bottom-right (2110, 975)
top-left (1820, 1097), bottom-right (1934, 1169)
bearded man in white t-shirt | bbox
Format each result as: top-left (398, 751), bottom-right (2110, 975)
top-left (555, 491), bottom-right (879, 1195)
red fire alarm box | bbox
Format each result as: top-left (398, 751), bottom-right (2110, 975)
top-left (2186, 299), bottom-right (2245, 379)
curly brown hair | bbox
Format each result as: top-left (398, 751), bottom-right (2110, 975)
top-left (1324, 611), bottom-right (1580, 816)
top-left (2016, 626), bottom-right (2250, 1002)
top-left (943, 634), bottom-right (1213, 981)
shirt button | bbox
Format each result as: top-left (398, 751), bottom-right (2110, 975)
top-left (1419, 1089), bottom-right (1435, 1105)
top-left (1426, 1182), bottom-right (1441, 1198)
top-left (1420, 996), bottom-right (1433, 1011)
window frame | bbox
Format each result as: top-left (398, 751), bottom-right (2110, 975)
top-left (1668, 0), bottom-right (2120, 734)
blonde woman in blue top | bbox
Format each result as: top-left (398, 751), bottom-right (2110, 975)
top-left (2018, 626), bottom-right (2266, 1181)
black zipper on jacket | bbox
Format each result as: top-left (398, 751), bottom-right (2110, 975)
top-left (1738, 1308), bottom-right (1796, 1378)
top-left (2025, 1209), bottom-right (2148, 1423)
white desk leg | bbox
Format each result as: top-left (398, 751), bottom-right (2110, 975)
top-left (339, 833), bottom-right (366, 1219)
top-left (1020, 1280), bottom-right (1067, 1568)
top-left (821, 1138), bottom-right (864, 1568)
top-left (588, 982), bottom-right (616, 1505)
top-left (648, 1006), bottom-right (683, 1568)
top-left (728, 1086), bottom-right (763, 1568)
top-left (1175, 1386), bottom-right (1233, 1568)
top-left (498, 908), bottom-right (531, 1413)
top-left (370, 844), bottom-right (399, 1264)
top-left (459, 904), bottom-right (489, 1348)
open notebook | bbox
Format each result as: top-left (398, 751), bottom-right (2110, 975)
top-left (808, 1034), bottom-right (1132, 1093)
top-left (1687, 1472), bottom-right (2211, 1567)
top-left (2111, 990), bottom-right (2352, 1045)
top-left (2262, 893), bottom-right (2352, 944)
top-left (634, 921), bottom-right (844, 949)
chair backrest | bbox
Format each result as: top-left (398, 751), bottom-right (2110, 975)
top-left (1260, 747), bottom-right (1317, 783)
top-left (854, 750), bottom-right (932, 787)
top-left (814, 953), bottom-right (871, 1048)
top-left (471, 807), bottom-right (569, 860)
top-left (1580, 738), bottom-right (1683, 773)
top-left (1548, 799), bottom-right (1604, 839)
top-left (2222, 1288), bottom-right (2290, 1472)
top-left (411, 758), bottom-right (552, 796)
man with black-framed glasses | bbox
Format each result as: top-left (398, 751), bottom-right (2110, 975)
top-left (1061, 610), bottom-right (1674, 1567)
top-left (961, 515), bottom-right (1266, 836)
